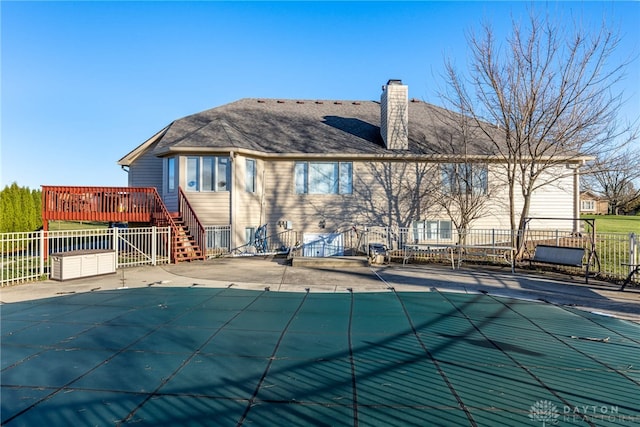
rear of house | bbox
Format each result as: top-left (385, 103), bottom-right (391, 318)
top-left (119, 80), bottom-right (584, 252)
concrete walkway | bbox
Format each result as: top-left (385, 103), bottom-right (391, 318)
top-left (2, 257), bottom-right (639, 322)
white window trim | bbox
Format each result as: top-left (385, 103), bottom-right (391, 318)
top-left (166, 157), bottom-right (176, 193)
top-left (186, 156), bottom-right (230, 192)
top-left (246, 159), bottom-right (256, 193)
top-left (441, 163), bottom-right (488, 195)
top-left (295, 161), bottom-right (353, 195)
top-left (412, 219), bottom-right (453, 242)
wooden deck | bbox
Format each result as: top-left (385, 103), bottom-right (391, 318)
top-left (41, 186), bottom-right (205, 262)
top-left (41, 186), bottom-right (158, 224)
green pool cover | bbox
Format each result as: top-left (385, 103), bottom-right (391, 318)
top-left (1, 287), bottom-right (639, 426)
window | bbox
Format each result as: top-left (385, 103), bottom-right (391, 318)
top-left (441, 163), bottom-right (488, 195)
top-left (412, 220), bottom-right (452, 241)
top-left (581, 200), bottom-right (595, 211)
top-left (295, 161), bottom-right (353, 194)
top-left (167, 157), bottom-right (175, 192)
top-left (186, 156), bottom-right (230, 192)
top-left (246, 159), bottom-right (256, 193)
top-left (245, 227), bottom-right (255, 245)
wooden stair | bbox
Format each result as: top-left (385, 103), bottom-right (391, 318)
top-left (171, 214), bottom-right (205, 262)
top-left (41, 185), bottom-right (208, 263)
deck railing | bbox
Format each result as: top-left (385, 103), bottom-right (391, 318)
top-left (179, 187), bottom-right (206, 255)
top-left (41, 186), bottom-right (200, 262)
top-left (42, 186), bottom-right (158, 224)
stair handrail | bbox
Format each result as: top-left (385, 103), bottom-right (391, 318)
top-left (230, 228), bottom-right (299, 256)
top-left (148, 188), bottom-right (182, 262)
top-left (178, 187), bottom-right (206, 256)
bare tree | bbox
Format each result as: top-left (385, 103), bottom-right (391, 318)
top-left (583, 148), bottom-right (640, 214)
top-left (439, 9), bottom-right (636, 249)
top-left (355, 161), bottom-right (439, 229)
top-left (437, 163), bottom-right (493, 244)
top-left (429, 103), bottom-right (495, 243)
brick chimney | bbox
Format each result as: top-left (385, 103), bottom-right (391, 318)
top-left (380, 79), bottom-right (408, 150)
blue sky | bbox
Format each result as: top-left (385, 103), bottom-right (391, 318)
top-left (2, 1), bottom-right (639, 190)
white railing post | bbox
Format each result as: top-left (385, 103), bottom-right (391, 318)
top-left (630, 233), bottom-right (637, 276)
top-left (152, 226), bottom-right (157, 266)
top-left (167, 226), bottom-right (172, 262)
top-left (39, 230), bottom-right (45, 278)
top-left (112, 227), bottom-right (119, 268)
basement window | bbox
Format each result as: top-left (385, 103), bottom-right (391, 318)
top-left (412, 220), bottom-right (452, 242)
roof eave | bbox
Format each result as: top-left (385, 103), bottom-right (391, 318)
top-left (117, 125), bottom-right (171, 166)
top-left (152, 145), bottom-right (595, 165)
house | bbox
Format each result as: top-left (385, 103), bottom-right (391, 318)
top-left (118, 80), bottom-right (587, 252)
top-left (580, 190), bottom-right (609, 215)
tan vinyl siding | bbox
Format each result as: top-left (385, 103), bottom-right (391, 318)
top-left (465, 165), bottom-right (575, 230)
top-left (255, 159), bottom-right (576, 236)
top-left (233, 155), bottom-right (264, 246)
top-left (262, 160), bottom-right (447, 233)
top-left (263, 161), bottom-right (356, 235)
top-left (127, 150), bottom-right (163, 189)
top-left (163, 192), bottom-right (178, 213)
top-left (161, 154), bottom-right (579, 246)
top-left (235, 156), bottom-right (263, 225)
top-left (181, 192), bottom-right (231, 224)
top-left (173, 154), bottom-right (233, 225)
top-left (526, 167), bottom-right (575, 230)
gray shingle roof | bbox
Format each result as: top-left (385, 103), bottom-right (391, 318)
top-left (149, 98), bottom-right (498, 157)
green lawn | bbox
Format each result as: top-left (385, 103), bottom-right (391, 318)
top-left (581, 215), bottom-right (640, 234)
top-left (46, 220), bottom-right (109, 231)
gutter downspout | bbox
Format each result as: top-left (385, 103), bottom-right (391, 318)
top-left (573, 164), bottom-right (581, 233)
top-left (230, 152), bottom-right (237, 251)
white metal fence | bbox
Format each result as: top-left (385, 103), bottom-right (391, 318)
top-left (346, 226), bottom-right (638, 283)
top-left (2, 225), bottom-right (637, 286)
top-left (204, 225), bottom-right (231, 257)
top-left (1, 227), bottom-right (171, 286)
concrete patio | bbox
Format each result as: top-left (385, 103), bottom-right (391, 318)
top-left (1, 258), bottom-right (639, 426)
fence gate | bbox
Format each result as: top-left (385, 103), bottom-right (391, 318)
top-left (114, 226), bottom-right (171, 268)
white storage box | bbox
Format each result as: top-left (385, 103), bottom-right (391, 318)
top-left (51, 249), bottom-right (116, 281)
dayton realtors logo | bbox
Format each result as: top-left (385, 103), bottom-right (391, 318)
top-left (529, 400), bottom-right (559, 426)
top-left (529, 400), bottom-right (638, 424)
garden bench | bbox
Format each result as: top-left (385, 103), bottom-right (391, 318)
top-left (529, 244), bottom-right (589, 283)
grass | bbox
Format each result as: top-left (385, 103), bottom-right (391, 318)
top-left (581, 215), bottom-right (640, 234)
top-left (46, 221), bottom-right (109, 231)
top-left (579, 215), bottom-right (639, 283)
